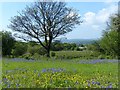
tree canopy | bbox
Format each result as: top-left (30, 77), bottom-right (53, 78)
top-left (9, 1), bottom-right (82, 57)
top-left (99, 14), bottom-right (120, 58)
top-left (2, 31), bottom-right (15, 56)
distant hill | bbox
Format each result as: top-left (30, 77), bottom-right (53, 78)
top-left (60, 39), bottom-right (97, 45)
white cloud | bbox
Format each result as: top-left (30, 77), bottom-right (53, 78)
top-left (81, 4), bottom-right (118, 31)
top-left (66, 4), bottom-right (118, 39)
top-left (83, 12), bottom-right (96, 25)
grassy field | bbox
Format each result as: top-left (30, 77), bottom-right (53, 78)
top-left (51, 51), bottom-right (115, 60)
top-left (2, 58), bottom-right (118, 88)
top-left (52, 51), bottom-right (100, 59)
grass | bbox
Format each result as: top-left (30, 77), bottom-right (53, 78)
top-left (2, 58), bottom-right (118, 88)
top-left (52, 50), bottom-right (108, 59)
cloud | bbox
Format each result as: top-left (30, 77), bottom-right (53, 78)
top-left (81, 4), bottom-right (118, 31)
top-left (68, 4), bottom-right (118, 39)
top-left (83, 12), bottom-right (96, 25)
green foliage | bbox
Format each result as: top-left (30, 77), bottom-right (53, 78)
top-left (27, 44), bottom-right (47, 57)
top-left (33, 53), bottom-right (41, 60)
top-left (51, 40), bottom-right (77, 51)
top-left (28, 41), bottom-right (38, 46)
top-left (100, 29), bottom-right (118, 57)
top-left (75, 47), bottom-right (80, 51)
top-left (12, 42), bottom-right (27, 57)
top-left (51, 43), bottom-right (64, 51)
top-left (105, 55), bottom-right (113, 59)
top-left (27, 45), bottom-right (40, 55)
top-left (39, 47), bottom-right (47, 56)
top-left (20, 53), bottom-right (32, 60)
top-left (92, 14), bottom-right (119, 59)
top-left (2, 31), bottom-right (15, 56)
top-left (51, 52), bottom-right (56, 57)
top-left (97, 55), bottom-right (105, 59)
top-left (87, 41), bottom-right (104, 53)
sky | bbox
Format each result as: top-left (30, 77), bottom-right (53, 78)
top-left (0, 0), bottom-right (118, 39)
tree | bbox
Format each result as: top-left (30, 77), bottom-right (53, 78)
top-left (12, 42), bottom-right (28, 57)
top-left (99, 14), bottom-right (119, 58)
top-left (9, 1), bottom-right (82, 57)
top-left (100, 30), bottom-right (118, 57)
top-left (2, 31), bottom-right (15, 56)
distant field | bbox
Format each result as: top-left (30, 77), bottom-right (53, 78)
top-left (2, 58), bottom-right (118, 88)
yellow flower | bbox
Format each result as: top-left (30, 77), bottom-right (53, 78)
top-left (37, 80), bottom-right (39, 82)
top-left (83, 81), bottom-right (85, 83)
top-left (7, 75), bottom-right (10, 78)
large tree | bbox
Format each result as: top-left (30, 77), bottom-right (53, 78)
top-left (99, 14), bottom-right (120, 58)
top-left (9, 1), bottom-right (81, 57)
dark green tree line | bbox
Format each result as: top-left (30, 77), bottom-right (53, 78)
top-left (2, 31), bottom-right (15, 56)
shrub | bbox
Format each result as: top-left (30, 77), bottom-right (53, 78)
top-left (98, 55), bottom-right (105, 59)
top-left (28, 45), bottom-right (47, 56)
top-left (2, 31), bottom-right (15, 56)
top-left (20, 53), bottom-right (32, 60)
top-left (12, 42), bottom-right (27, 57)
top-left (38, 47), bottom-right (47, 55)
top-left (27, 45), bottom-right (39, 55)
top-left (105, 55), bottom-right (113, 59)
top-left (51, 52), bottom-right (56, 57)
top-left (75, 47), bottom-right (80, 51)
top-left (33, 53), bottom-right (41, 60)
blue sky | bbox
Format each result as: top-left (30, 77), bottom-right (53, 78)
top-left (0, 1), bottom-right (118, 39)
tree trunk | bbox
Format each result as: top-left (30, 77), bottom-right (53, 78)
top-left (46, 48), bottom-right (50, 57)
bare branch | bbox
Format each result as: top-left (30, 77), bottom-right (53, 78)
top-left (9, 1), bottom-right (82, 57)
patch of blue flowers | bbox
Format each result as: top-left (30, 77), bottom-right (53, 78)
top-left (41, 68), bottom-right (66, 73)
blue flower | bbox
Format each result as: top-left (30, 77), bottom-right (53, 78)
top-left (107, 83), bottom-right (112, 88)
top-left (96, 82), bottom-right (100, 85)
top-left (38, 73), bottom-right (40, 77)
top-left (7, 84), bottom-right (10, 88)
top-left (92, 81), bottom-right (95, 85)
top-left (41, 69), bottom-right (47, 72)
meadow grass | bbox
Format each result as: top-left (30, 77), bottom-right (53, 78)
top-left (2, 58), bottom-right (118, 88)
top-left (53, 51), bottom-right (102, 59)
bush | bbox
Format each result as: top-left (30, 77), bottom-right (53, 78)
top-left (28, 45), bottom-right (47, 56)
top-left (51, 52), bottom-right (56, 57)
top-left (2, 31), bottom-right (15, 56)
top-left (20, 53), bottom-right (32, 60)
top-left (33, 53), bottom-right (41, 60)
top-left (98, 55), bottom-right (105, 59)
top-left (75, 47), bottom-right (80, 51)
top-left (12, 42), bottom-right (27, 57)
top-left (38, 47), bottom-right (47, 55)
top-left (105, 55), bottom-right (113, 59)
top-left (27, 45), bottom-right (39, 55)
